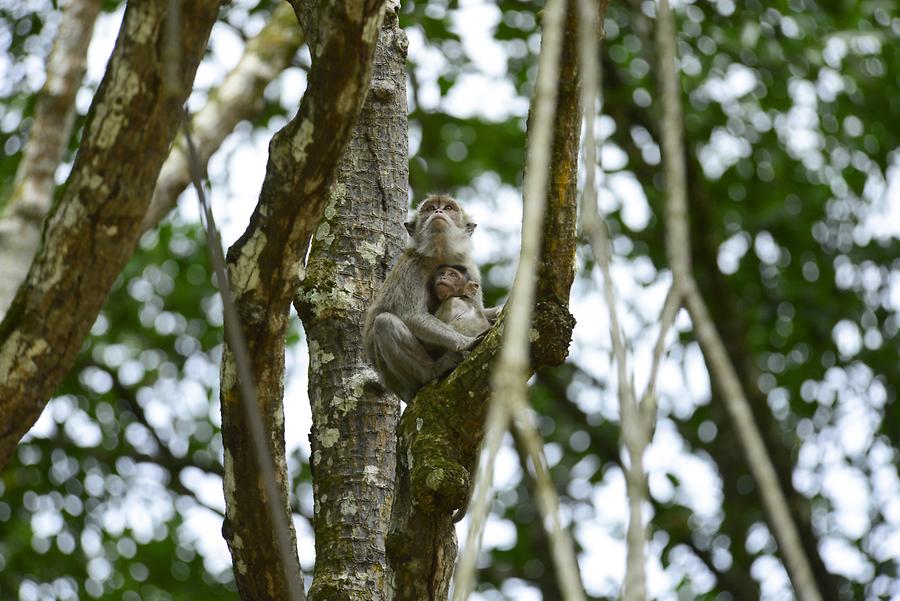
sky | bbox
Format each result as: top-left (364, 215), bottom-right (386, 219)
top-left (14, 0), bottom-right (900, 599)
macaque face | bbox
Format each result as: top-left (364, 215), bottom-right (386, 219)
top-left (406, 195), bottom-right (476, 239)
top-left (419, 197), bottom-right (461, 232)
top-left (433, 265), bottom-right (469, 301)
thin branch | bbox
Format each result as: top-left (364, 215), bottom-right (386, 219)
top-left (181, 115), bottom-right (305, 601)
top-left (453, 0), bottom-right (584, 599)
top-left (639, 284), bottom-right (680, 424)
top-left (654, 0), bottom-right (823, 600)
top-left (142, 3), bottom-right (304, 231)
top-left (575, 0), bottom-right (687, 597)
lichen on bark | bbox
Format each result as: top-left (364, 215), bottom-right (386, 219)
top-left (0, 0), bottom-right (221, 471)
top-left (294, 5), bottom-right (409, 600)
top-left (217, 1), bottom-right (389, 599)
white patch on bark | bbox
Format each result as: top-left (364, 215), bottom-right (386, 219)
top-left (221, 356), bottom-right (237, 390)
top-left (324, 187), bottom-right (342, 219)
top-left (349, 369), bottom-right (378, 396)
top-left (232, 229), bottom-right (267, 292)
top-left (92, 70), bottom-right (142, 149)
top-left (363, 465), bottom-right (380, 484)
top-left (315, 221), bottom-right (334, 246)
top-left (291, 120), bottom-right (314, 163)
top-left (299, 280), bottom-right (356, 319)
top-left (358, 238), bottom-right (384, 264)
top-left (125, 5), bottom-right (156, 43)
top-left (333, 396), bottom-right (357, 414)
top-left (320, 427), bottom-right (340, 448)
top-left (528, 328), bottom-right (540, 342)
top-left (224, 449), bottom-right (237, 519)
top-left (341, 500), bottom-right (358, 516)
top-left (236, 559), bottom-right (249, 575)
top-left (0, 334), bottom-right (48, 382)
top-left (426, 469), bottom-right (445, 491)
top-left (337, 81), bottom-right (359, 116)
top-left (104, 226), bottom-right (118, 237)
top-left (416, 418), bottom-right (423, 432)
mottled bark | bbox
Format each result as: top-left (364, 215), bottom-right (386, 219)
top-left (0, 0), bottom-right (220, 471)
top-left (142, 2), bottom-right (304, 231)
top-left (384, 1), bottom-right (608, 598)
top-left (534, 0), bottom-right (589, 308)
top-left (293, 7), bottom-right (408, 601)
top-left (218, 1), bottom-right (387, 600)
top-left (0, 0), bottom-right (102, 318)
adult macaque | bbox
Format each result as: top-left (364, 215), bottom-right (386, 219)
top-left (432, 265), bottom-right (491, 338)
top-left (364, 195), bottom-right (497, 401)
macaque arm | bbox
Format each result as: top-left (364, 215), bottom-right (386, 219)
top-left (404, 311), bottom-right (473, 352)
top-left (482, 304), bottom-right (502, 322)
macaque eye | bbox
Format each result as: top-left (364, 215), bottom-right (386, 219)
top-left (444, 205), bottom-right (454, 211)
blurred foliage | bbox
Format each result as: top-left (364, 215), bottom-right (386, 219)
top-left (1, 0), bottom-right (899, 599)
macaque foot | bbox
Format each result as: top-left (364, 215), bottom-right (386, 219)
top-left (431, 351), bottom-right (465, 380)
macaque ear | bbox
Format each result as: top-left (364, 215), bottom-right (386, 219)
top-left (464, 221), bottom-right (476, 236)
top-left (464, 281), bottom-right (480, 296)
top-left (404, 221), bottom-right (416, 236)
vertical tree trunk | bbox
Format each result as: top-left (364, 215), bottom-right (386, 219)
top-left (217, 1), bottom-right (387, 598)
top-left (294, 5), bottom-right (408, 600)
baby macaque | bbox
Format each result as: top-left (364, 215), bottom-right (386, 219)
top-left (432, 265), bottom-right (491, 338)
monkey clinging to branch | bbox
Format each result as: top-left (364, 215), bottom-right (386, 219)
top-left (363, 195), bottom-right (499, 401)
top-left (432, 265), bottom-right (492, 338)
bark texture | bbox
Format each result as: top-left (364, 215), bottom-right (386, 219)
top-left (0, 0), bottom-right (221, 471)
top-left (0, 0), bottom-right (102, 318)
top-left (294, 7), bottom-right (408, 601)
top-left (218, 1), bottom-right (387, 599)
top-left (384, 2), bottom-right (604, 597)
top-left (141, 2), bottom-right (304, 231)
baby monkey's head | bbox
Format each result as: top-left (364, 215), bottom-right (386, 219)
top-left (433, 265), bottom-right (479, 301)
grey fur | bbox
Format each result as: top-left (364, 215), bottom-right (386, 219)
top-left (363, 195), bottom-right (488, 400)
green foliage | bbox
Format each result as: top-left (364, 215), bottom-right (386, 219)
top-left (0, 221), bottom-right (239, 600)
top-left (2, 0), bottom-right (898, 599)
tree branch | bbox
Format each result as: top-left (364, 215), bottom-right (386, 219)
top-left (0, 0), bottom-right (221, 471)
top-left (141, 2), bottom-right (305, 231)
top-left (655, 1), bottom-right (823, 600)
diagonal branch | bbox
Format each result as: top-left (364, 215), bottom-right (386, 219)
top-left (0, 0), bottom-right (221, 471)
top-left (654, 1), bottom-right (823, 600)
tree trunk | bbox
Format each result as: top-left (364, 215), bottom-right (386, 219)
top-left (218, 1), bottom-right (387, 599)
top-left (294, 5), bottom-right (408, 600)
